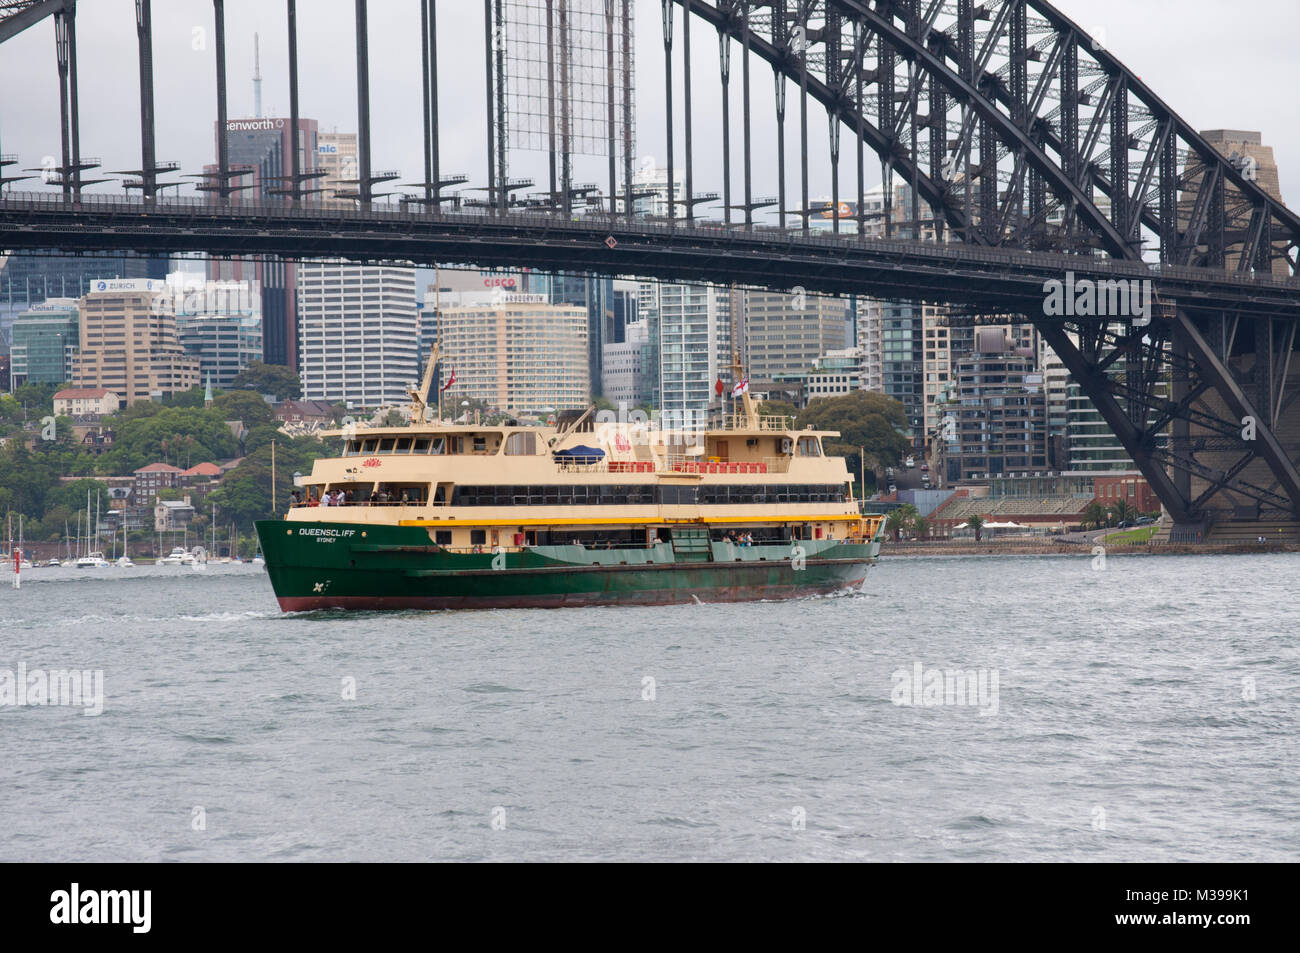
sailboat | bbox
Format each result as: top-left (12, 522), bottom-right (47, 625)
top-left (116, 520), bottom-right (134, 568)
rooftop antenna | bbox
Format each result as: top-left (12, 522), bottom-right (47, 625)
top-left (253, 32), bottom-right (263, 118)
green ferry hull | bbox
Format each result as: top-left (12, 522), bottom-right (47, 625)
top-left (255, 519), bottom-right (878, 611)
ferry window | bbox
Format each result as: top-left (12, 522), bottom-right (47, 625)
top-left (528, 487), bottom-right (543, 505)
top-left (512, 487), bottom-right (528, 506)
top-left (434, 530), bottom-right (452, 545)
top-left (470, 530), bottom-right (487, 545)
top-left (473, 436), bottom-right (487, 453)
top-left (449, 437), bottom-right (463, 454)
top-left (395, 437), bottom-right (413, 453)
top-left (505, 431), bottom-right (537, 455)
top-left (599, 485), bottom-right (618, 504)
top-left (431, 438), bottom-right (445, 455)
top-left (361, 438), bottom-right (379, 453)
top-left (413, 438), bottom-right (431, 453)
top-left (797, 436), bottom-right (821, 456)
top-left (776, 485), bottom-right (790, 503)
top-left (544, 486), bottom-right (561, 505)
top-left (343, 440), bottom-right (358, 456)
top-left (378, 438), bottom-right (396, 453)
top-left (433, 485), bottom-right (447, 504)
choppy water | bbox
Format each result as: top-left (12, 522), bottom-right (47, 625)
top-left (1, 553), bottom-right (1296, 862)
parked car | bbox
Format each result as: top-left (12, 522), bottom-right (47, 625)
top-left (1136, 516), bottom-right (1155, 525)
top-left (920, 462), bottom-right (929, 472)
top-left (905, 456), bottom-right (915, 468)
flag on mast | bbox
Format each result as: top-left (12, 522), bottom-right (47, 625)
top-left (440, 367), bottom-right (457, 392)
top-left (731, 378), bottom-right (749, 398)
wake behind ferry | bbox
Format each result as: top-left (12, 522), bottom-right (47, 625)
top-left (255, 365), bottom-right (882, 611)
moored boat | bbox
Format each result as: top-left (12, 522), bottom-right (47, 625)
top-left (255, 382), bottom-right (882, 612)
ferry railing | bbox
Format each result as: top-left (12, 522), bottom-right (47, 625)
top-left (720, 413), bottom-right (793, 431)
top-left (660, 454), bottom-right (787, 474)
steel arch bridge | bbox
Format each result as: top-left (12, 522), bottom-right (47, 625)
top-left (2, 0), bottom-right (1300, 537)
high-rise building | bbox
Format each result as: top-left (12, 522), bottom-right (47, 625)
top-left (208, 116), bottom-right (320, 368)
top-left (948, 350), bottom-right (1049, 482)
top-left (296, 260), bottom-right (419, 408)
top-left (533, 272), bottom-right (613, 398)
top-left (71, 279), bottom-right (201, 404)
top-left (8, 298), bottom-right (79, 388)
top-left (610, 285), bottom-right (638, 344)
top-left (0, 253), bottom-right (167, 353)
top-left (804, 348), bottom-right (866, 403)
top-left (175, 275), bottom-right (264, 390)
top-left (638, 280), bottom-right (729, 417)
top-left (438, 294), bottom-right (589, 414)
top-left (601, 318), bottom-right (649, 405)
top-left (743, 289), bottom-right (849, 383)
top-left (315, 131), bottom-right (358, 203)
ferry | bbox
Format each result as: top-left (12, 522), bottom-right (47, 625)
top-left (255, 368), bottom-right (883, 612)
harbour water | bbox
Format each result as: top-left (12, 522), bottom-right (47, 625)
top-left (1, 553), bottom-right (1295, 862)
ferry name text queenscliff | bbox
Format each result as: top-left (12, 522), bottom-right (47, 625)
top-left (0, 663), bottom-right (104, 716)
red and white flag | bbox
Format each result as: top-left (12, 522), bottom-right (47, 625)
top-left (440, 367), bottom-right (457, 392)
top-left (731, 378), bottom-right (749, 398)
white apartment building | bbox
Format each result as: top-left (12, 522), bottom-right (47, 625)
top-left (296, 260), bottom-right (419, 408)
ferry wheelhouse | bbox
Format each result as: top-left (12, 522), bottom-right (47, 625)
top-left (255, 374), bottom-right (882, 611)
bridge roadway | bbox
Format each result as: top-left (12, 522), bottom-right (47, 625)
top-left (2, 191), bottom-right (1298, 321)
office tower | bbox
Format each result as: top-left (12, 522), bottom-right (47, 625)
top-left (949, 349), bottom-right (1049, 482)
top-left (208, 115), bottom-right (320, 368)
top-left (601, 318), bottom-right (649, 405)
top-left (437, 294), bottom-right (589, 414)
top-left (743, 289), bottom-right (849, 382)
top-left (8, 298), bottom-right (79, 388)
top-left (71, 279), bottom-right (201, 404)
top-left (174, 276), bottom-right (263, 390)
top-left (296, 261), bottom-right (419, 408)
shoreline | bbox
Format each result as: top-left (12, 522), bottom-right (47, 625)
top-left (878, 541), bottom-right (1300, 557)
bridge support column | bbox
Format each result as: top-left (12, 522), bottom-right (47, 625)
top-left (354, 0), bottom-right (371, 203)
top-left (134, 0), bottom-right (157, 199)
top-left (213, 0), bottom-right (229, 199)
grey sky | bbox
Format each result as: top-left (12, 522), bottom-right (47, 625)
top-left (0, 1), bottom-right (1295, 214)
